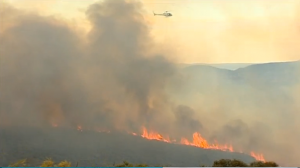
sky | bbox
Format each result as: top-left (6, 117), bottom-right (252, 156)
top-left (3, 0), bottom-right (300, 64)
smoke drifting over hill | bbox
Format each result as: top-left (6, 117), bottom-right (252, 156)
top-left (0, 0), bottom-right (176, 133)
top-left (0, 0), bottom-right (299, 166)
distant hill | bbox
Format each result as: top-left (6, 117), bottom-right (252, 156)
top-left (209, 63), bottom-right (253, 70)
top-left (168, 60), bottom-right (300, 109)
top-left (178, 63), bottom-right (253, 70)
top-left (235, 61), bottom-right (300, 87)
top-left (179, 61), bottom-right (300, 88)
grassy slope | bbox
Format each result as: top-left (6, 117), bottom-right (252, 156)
top-left (0, 126), bottom-right (255, 167)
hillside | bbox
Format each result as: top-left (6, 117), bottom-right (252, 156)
top-left (235, 61), bottom-right (300, 87)
top-left (1, 61), bottom-right (298, 167)
top-left (0, 126), bottom-right (255, 167)
top-left (183, 61), bottom-right (300, 87)
top-left (170, 61), bottom-right (300, 98)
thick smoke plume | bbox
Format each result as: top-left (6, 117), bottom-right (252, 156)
top-left (0, 0), bottom-right (189, 135)
top-left (0, 0), bottom-right (299, 166)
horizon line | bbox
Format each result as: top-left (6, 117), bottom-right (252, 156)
top-left (181, 60), bottom-right (300, 65)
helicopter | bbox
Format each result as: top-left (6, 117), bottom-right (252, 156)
top-left (153, 11), bottom-right (172, 17)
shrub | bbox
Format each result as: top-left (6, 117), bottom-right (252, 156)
top-left (114, 161), bottom-right (149, 167)
top-left (115, 161), bottom-right (134, 167)
top-left (213, 159), bottom-right (248, 167)
top-left (57, 160), bottom-right (72, 167)
top-left (9, 159), bottom-right (27, 167)
top-left (134, 164), bottom-right (149, 167)
top-left (7, 158), bottom-right (280, 167)
top-left (250, 161), bottom-right (278, 167)
top-left (263, 161), bottom-right (279, 167)
top-left (40, 158), bottom-right (55, 167)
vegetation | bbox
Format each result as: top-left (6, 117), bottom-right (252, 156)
top-left (8, 158), bottom-right (72, 167)
top-left (57, 160), bottom-right (72, 167)
top-left (249, 161), bottom-right (279, 167)
top-left (8, 159), bottom-right (27, 167)
top-left (211, 159), bottom-right (279, 167)
top-left (114, 161), bottom-right (148, 167)
top-left (212, 159), bottom-right (249, 167)
top-left (40, 158), bottom-right (55, 167)
top-left (8, 158), bottom-right (279, 167)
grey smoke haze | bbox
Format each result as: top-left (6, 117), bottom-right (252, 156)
top-left (0, 0), bottom-right (191, 135)
top-left (173, 105), bottom-right (203, 139)
top-left (168, 63), bottom-right (300, 166)
top-left (0, 0), bottom-right (300, 166)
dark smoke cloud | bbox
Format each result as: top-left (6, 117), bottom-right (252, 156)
top-left (0, 0), bottom-right (178, 133)
top-left (0, 5), bottom-right (83, 127)
top-left (81, 0), bottom-right (178, 132)
top-left (173, 105), bottom-right (203, 138)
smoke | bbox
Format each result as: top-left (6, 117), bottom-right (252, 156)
top-left (0, 2), bottom-right (83, 126)
top-left (168, 62), bottom-right (300, 166)
top-left (1, 0), bottom-right (300, 166)
top-left (173, 105), bottom-right (203, 138)
top-left (0, 0), bottom-right (184, 134)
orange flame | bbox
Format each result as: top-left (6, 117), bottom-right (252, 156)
top-left (50, 123), bottom-right (266, 162)
top-left (181, 137), bottom-right (192, 145)
top-left (77, 125), bottom-right (83, 131)
top-left (51, 123), bottom-right (58, 127)
top-left (125, 131), bottom-right (138, 136)
top-left (141, 127), bottom-right (170, 143)
top-left (180, 132), bottom-right (233, 152)
top-left (251, 152), bottom-right (266, 162)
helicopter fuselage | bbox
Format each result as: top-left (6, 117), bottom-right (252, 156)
top-left (153, 11), bottom-right (172, 17)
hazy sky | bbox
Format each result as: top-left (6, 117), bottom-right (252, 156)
top-left (4, 0), bottom-right (300, 63)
